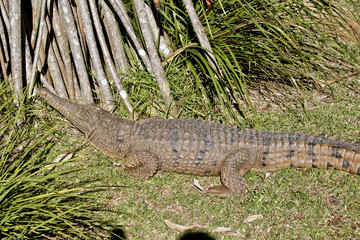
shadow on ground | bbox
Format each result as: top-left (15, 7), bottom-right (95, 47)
top-left (109, 228), bottom-right (216, 239)
top-left (178, 231), bottom-right (216, 240)
top-left (111, 228), bottom-right (127, 240)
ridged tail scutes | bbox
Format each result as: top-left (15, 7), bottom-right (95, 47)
top-left (260, 131), bottom-right (360, 175)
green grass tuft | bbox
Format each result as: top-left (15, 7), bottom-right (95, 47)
top-left (0, 84), bottom-right (114, 239)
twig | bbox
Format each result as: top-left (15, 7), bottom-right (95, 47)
top-left (0, 13), bottom-right (8, 79)
top-left (72, 1), bottom-right (87, 59)
top-left (144, 3), bottom-right (171, 57)
top-left (0, 1), bottom-right (9, 64)
top-left (25, 31), bottom-right (52, 90)
top-left (107, 0), bottom-right (153, 71)
top-left (77, 0), bottom-right (114, 109)
top-left (38, 40), bottom-right (53, 86)
top-left (46, 8), bottom-right (70, 98)
top-left (30, 0), bottom-right (43, 47)
top-left (72, 67), bottom-right (81, 100)
top-left (199, 0), bottom-right (214, 21)
top-left (43, 25), bottom-right (68, 99)
top-left (163, 42), bottom-right (197, 66)
top-left (0, 38), bottom-right (6, 78)
top-left (0, 0), bottom-right (9, 30)
top-left (102, 1), bottom-right (128, 73)
top-left (28, 0), bottom-right (47, 96)
top-left (49, 1), bottom-right (75, 100)
top-left (39, 74), bottom-right (56, 93)
top-left (183, 0), bottom-right (220, 75)
top-left (24, 39), bottom-right (33, 85)
top-left (126, 42), bottom-right (143, 68)
top-left (59, 0), bottom-right (93, 104)
top-left (133, 0), bottom-right (177, 116)
top-left (312, 71), bottom-right (360, 89)
top-left (327, 71), bottom-right (360, 84)
top-left (89, 0), bottom-right (135, 115)
top-left (9, 0), bottom-right (23, 94)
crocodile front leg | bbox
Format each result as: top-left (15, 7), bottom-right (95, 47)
top-left (208, 148), bottom-right (260, 196)
top-left (124, 151), bottom-right (159, 179)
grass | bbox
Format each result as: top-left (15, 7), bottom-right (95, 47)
top-left (2, 0), bottom-right (359, 238)
top-left (0, 85), bottom-right (114, 239)
top-left (41, 76), bottom-right (360, 239)
top-left (158, 0), bottom-right (360, 122)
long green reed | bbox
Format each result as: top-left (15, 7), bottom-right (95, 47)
top-left (0, 84), bottom-right (112, 239)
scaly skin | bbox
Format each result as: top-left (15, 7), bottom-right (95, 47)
top-left (37, 87), bottom-right (360, 195)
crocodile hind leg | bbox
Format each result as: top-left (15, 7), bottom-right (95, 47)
top-left (124, 151), bottom-right (159, 179)
top-left (207, 148), bottom-right (259, 196)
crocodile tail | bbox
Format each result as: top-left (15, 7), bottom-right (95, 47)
top-left (260, 132), bottom-right (360, 175)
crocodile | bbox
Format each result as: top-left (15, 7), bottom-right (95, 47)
top-left (37, 87), bottom-right (360, 195)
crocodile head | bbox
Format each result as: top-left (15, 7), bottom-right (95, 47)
top-left (64, 104), bottom-right (103, 136)
top-left (37, 87), bottom-right (101, 136)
